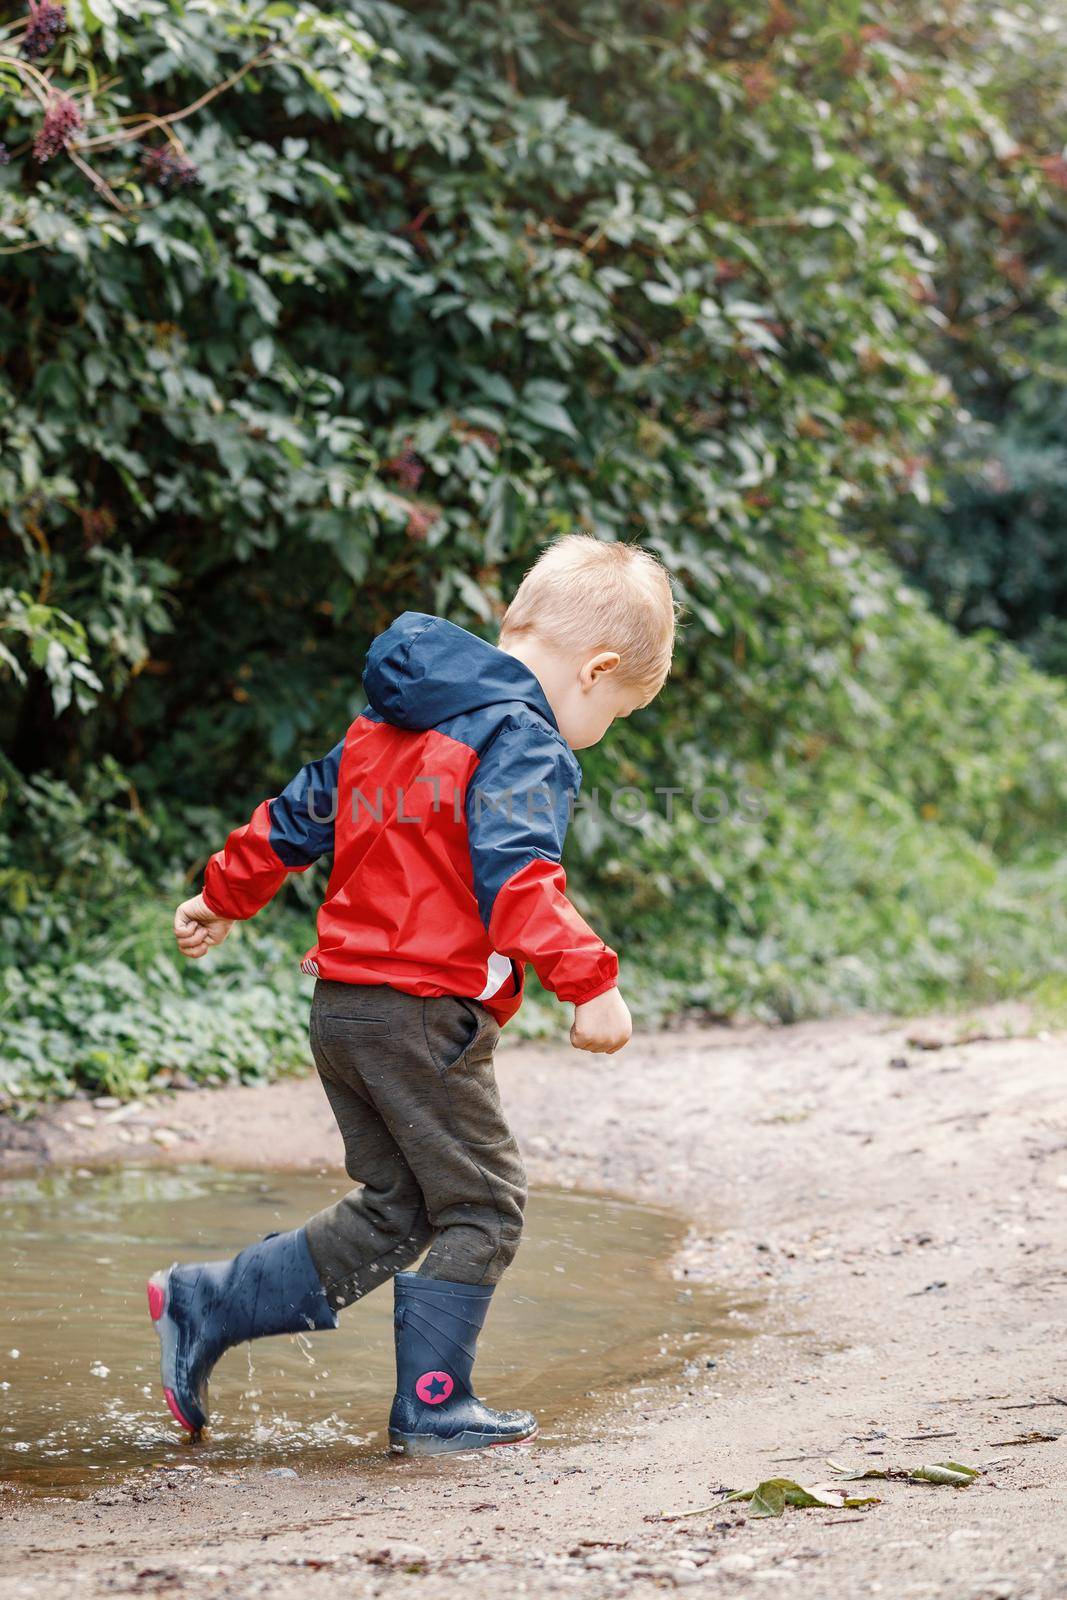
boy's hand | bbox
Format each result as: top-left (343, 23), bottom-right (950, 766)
top-left (570, 988), bottom-right (632, 1054)
top-left (174, 893), bottom-right (234, 959)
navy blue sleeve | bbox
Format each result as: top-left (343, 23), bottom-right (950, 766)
top-left (204, 740), bottom-right (343, 918)
top-left (268, 740), bottom-right (344, 866)
top-left (465, 719), bottom-right (618, 1003)
top-left (465, 720), bottom-right (579, 928)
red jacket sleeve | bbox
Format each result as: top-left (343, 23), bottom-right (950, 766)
top-left (487, 857), bottom-right (619, 1005)
top-left (466, 719), bottom-right (619, 1005)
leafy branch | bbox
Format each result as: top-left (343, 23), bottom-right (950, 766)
top-left (0, 7), bottom-right (280, 214)
top-left (75, 43), bottom-right (277, 153)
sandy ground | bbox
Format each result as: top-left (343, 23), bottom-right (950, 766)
top-left (2, 1005), bottom-right (1066, 1598)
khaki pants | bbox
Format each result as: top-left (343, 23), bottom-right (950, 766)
top-left (303, 980), bottom-right (527, 1311)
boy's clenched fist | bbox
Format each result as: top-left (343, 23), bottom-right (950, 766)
top-left (570, 987), bottom-right (632, 1054)
top-left (174, 892), bottom-right (234, 959)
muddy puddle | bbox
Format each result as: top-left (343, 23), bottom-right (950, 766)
top-left (0, 1167), bottom-right (733, 1496)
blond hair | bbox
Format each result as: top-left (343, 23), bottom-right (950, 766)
top-left (500, 535), bottom-right (676, 693)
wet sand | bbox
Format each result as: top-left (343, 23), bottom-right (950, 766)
top-left (2, 1005), bottom-right (1066, 1598)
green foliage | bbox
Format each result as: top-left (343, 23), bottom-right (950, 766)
top-left (576, 580), bottom-right (1067, 1026)
top-left (0, 911), bottom-right (313, 1106)
top-left (902, 325), bottom-right (1067, 674)
top-left (881, 7), bottom-right (1067, 675)
top-left (0, 753), bottom-right (312, 1104)
top-left (1, 0), bottom-right (972, 784)
top-left (0, 588), bottom-right (100, 712)
top-left (2, 0), bottom-right (1067, 1101)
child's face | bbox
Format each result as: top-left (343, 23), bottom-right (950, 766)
top-left (554, 653), bottom-right (651, 750)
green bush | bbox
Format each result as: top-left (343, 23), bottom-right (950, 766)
top-left (0, 755), bottom-right (313, 1104)
top-left (3, 1), bottom-right (1067, 1101)
top-left (904, 324), bottom-right (1067, 675)
top-left (0, 923), bottom-right (313, 1106)
top-left (579, 579), bottom-right (1067, 1024)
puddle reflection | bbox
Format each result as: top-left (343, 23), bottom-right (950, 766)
top-left (0, 1167), bottom-right (732, 1494)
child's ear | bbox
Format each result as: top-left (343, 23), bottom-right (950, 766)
top-left (580, 651), bottom-right (621, 689)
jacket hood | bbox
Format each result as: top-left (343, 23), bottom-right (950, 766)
top-left (363, 612), bottom-right (559, 733)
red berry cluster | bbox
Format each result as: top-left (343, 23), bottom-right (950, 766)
top-left (21, 0), bottom-right (67, 59)
top-left (141, 145), bottom-right (200, 188)
top-left (33, 94), bottom-right (81, 161)
top-left (77, 504), bottom-right (117, 546)
top-left (404, 501), bottom-right (441, 541)
top-left (382, 447), bottom-right (425, 491)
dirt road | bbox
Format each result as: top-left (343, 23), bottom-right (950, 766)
top-left (2, 1006), bottom-right (1066, 1598)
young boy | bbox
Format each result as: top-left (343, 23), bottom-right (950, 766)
top-left (150, 536), bottom-right (675, 1457)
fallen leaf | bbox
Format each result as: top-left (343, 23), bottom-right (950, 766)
top-left (725, 1478), bottom-right (848, 1518)
top-left (909, 1463), bottom-right (979, 1485)
top-left (827, 1459), bottom-right (980, 1487)
top-left (827, 1462), bottom-right (888, 1481)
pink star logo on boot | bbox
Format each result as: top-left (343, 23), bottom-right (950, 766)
top-left (415, 1370), bottom-right (454, 1404)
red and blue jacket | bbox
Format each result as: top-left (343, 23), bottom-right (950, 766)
top-left (202, 612), bottom-right (619, 1026)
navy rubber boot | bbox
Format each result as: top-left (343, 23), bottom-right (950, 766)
top-left (387, 1272), bottom-right (537, 1457)
top-left (147, 1228), bottom-right (337, 1435)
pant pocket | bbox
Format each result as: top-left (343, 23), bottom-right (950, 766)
top-left (313, 1012), bottom-right (394, 1080)
top-left (424, 996), bottom-right (497, 1075)
top-left (437, 1048), bottom-right (513, 1151)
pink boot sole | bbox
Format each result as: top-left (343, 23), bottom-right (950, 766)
top-left (147, 1274), bottom-right (198, 1433)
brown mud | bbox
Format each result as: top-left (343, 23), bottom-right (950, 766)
top-left (2, 1004), bottom-right (1065, 1598)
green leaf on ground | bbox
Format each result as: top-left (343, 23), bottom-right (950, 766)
top-left (725, 1478), bottom-right (865, 1517)
top-left (827, 1459), bottom-right (980, 1487)
top-left (909, 1463), bottom-right (981, 1485)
